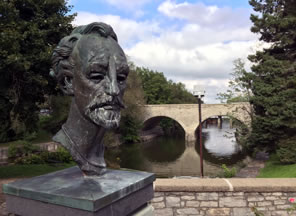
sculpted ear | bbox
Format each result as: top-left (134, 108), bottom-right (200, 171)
top-left (60, 75), bottom-right (74, 96)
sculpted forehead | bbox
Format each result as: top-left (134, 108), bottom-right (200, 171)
top-left (75, 34), bottom-right (127, 67)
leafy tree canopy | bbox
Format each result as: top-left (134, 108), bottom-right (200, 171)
top-left (136, 67), bottom-right (196, 104)
top-left (0, 0), bottom-right (75, 142)
top-left (217, 58), bottom-right (252, 104)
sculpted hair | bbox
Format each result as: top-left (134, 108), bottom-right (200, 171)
top-left (50, 22), bottom-right (118, 84)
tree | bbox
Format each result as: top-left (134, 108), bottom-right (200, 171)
top-left (136, 67), bottom-right (196, 104)
top-left (217, 58), bottom-right (252, 104)
top-left (0, 0), bottom-right (75, 142)
top-left (245, 0), bottom-right (296, 155)
top-left (119, 62), bottom-right (146, 143)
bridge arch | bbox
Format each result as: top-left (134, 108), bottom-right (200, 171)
top-left (142, 103), bottom-right (251, 143)
top-left (142, 116), bottom-right (186, 134)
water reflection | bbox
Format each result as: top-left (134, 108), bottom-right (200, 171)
top-left (196, 120), bottom-right (246, 166)
top-left (142, 136), bottom-right (185, 163)
top-left (114, 119), bottom-right (246, 177)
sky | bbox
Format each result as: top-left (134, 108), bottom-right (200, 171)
top-left (69, 0), bottom-right (261, 104)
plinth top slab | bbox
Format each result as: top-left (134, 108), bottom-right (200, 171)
top-left (3, 166), bottom-right (155, 212)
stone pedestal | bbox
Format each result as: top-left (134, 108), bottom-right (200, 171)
top-left (3, 166), bottom-right (155, 216)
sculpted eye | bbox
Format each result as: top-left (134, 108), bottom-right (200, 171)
top-left (117, 74), bottom-right (127, 84)
top-left (89, 72), bottom-right (105, 83)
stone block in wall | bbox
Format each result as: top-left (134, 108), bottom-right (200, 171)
top-left (268, 206), bottom-right (276, 211)
top-left (265, 196), bottom-right (277, 201)
top-left (206, 208), bottom-right (230, 216)
top-left (272, 192), bottom-right (283, 196)
top-left (219, 197), bottom-right (247, 207)
top-left (276, 204), bottom-right (292, 210)
top-left (154, 208), bottom-right (173, 216)
top-left (196, 192), bottom-right (218, 201)
top-left (176, 208), bottom-right (199, 215)
top-left (166, 196), bottom-right (180, 207)
top-left (200, 201), bottom-right (218, 207)
top-left (247, 196), bottom-right (264, 202)
top-left (151, 197), bottom-right (163, 203)
top-left (257, 201), bottom-right (272, 207)
top-left (274, 200), bottom-right (287, 205)
top-left (152, 202), bottom-right (165, 209)
top-left (181, 195), bottom-right (195, 200)
top-left (232, 208), bottom-right (255, 216)
top-left (185, 201), bottom-right (200, 207)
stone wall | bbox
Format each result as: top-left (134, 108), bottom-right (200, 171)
top-left (0, 147), bottom-right (8, 161)
top-left (151, 178), bottom-right (296, 216)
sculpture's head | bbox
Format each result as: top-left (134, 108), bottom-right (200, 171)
top-left (51, 22), bottom-right (129, 129)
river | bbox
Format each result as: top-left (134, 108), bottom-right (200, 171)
top-left (108, 120), bottom-right (247, 177)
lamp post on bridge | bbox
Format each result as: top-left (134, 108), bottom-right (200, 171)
top-left (193, 85), bottom-right (205, 178)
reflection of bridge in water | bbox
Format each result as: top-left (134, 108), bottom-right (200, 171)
top-left (142, 103), bottom-right (251, 142)
top-left (142, 143), bottom-right (222, 177)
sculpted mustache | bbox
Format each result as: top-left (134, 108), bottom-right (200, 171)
top-left (88, 97), bottom-right (125, 111)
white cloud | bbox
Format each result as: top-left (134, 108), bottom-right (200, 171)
top-left (126, 39), bottom-right (258, 104)
top-left (73, 12), bottom-right (161, 47)
top-left (158, 0), bottom-right (251, 29)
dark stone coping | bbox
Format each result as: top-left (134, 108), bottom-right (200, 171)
top-left (3, 166), bottom-right (155, 212)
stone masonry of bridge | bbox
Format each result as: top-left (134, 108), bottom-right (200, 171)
top-left (142, 103), bottom-right (251, 142)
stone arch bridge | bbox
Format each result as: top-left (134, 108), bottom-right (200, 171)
top-left (142, 103), bottom-right (251, 142)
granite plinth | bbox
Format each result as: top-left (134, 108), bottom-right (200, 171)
top-left (3, 166), bottom-right (155, 216)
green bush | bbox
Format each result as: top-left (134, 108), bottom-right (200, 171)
top-left (221, 164), bottom-right (237, 178)
top-left (15, 154), bottom-right (45, 165)
top-left (22, 141), bottom-right (40, 155)
top-left (7, 140), bottom-right (39, 159)
top-left (8, 143), bottom-right (20, 158)
top-left (276, 136), bottom-right (296, 164)
top-left (49, 147), bottom-right (72, 163)
top-left (8, 142), bottom-right (72, 165)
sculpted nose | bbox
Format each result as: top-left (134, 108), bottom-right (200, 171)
top-left (106, 56), bottom-right (120, 96)
top-left (107, 80), bottom-right (120, 96)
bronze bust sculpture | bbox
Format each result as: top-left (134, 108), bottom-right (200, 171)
top-left (50, 22), bottom-right (129, 176)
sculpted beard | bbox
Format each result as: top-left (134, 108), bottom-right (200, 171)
top-left (85, 95), bottom-right (125, 129)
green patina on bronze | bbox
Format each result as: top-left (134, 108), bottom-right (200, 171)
top-left (3, 166), bottom-right (155, 212)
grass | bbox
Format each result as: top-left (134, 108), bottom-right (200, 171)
top-left (257, 154), bottom-right (296, 178)
top-left (0, 163), bottom-right (75, 179)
